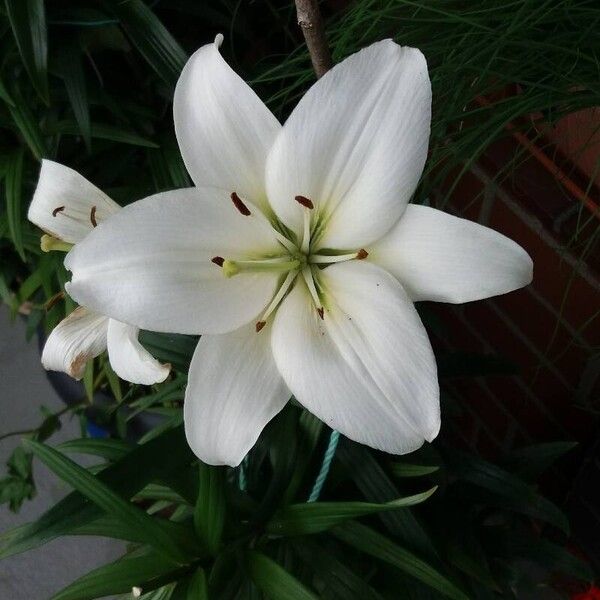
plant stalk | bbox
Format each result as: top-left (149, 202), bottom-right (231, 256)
top-left (294, 0), bottom-right (332, 78)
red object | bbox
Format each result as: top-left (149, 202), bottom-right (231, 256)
top-left (572, 586), bottom-right (600, 600)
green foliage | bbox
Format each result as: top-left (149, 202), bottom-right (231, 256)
top-left (0, 0), bottom-right (596, 597)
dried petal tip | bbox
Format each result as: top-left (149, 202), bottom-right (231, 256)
top-left (52, 206), bottom-right (65, 217)
top-left (255, 321), bottom-right (266, 333)
top-left (317, 307), bottom-right (324, 320)
top-left (90, 206), bottom-right (97, 227)
top-left (231, 192), bottom-right (251, 216)
top-left (295, 195), bottom-right (314, 209)
top-left (356, 249), bottom-right (369, 260)
top-left (211, 256), bottom-right (225, 267)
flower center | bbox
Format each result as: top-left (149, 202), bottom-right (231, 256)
top-left (213, 192), bottom-right (368, 332)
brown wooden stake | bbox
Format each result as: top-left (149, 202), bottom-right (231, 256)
top-left (294, 0), bottom-right (332, 78)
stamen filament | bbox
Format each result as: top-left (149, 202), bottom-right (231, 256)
top-left (301, 208), bottom-right (311, 255)
top-left (309, 249), bottom-right (368, 264)
top-left (256, 269), bottom-right (298, 331)
top-left (302, 266), bottom-right (323, 315)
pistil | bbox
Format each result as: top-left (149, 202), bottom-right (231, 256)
top-left (220, 257), bottom-right (301, 278)
top-left (41, 234), bottom-right (73, 253)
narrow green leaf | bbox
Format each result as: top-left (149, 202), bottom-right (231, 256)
top-left (58, 438), bottom-right (133, 462)
top-left (0, 425), bottom-right (193, 559)
top-left (336, 441), bottom-right (439, 561)
top-left (51, 548), bottom-right (185, 600)
top-left (187, 568), bottom-right (208, 600)
top-left (333, 521), bottom-right (469, 600)
top-left (24, 439), bottom-right (193, 564)
top-left (194, 463), bottom-right (225, 555)
top-left (292, 539), bottom-right (384, 600)
top-left (46, 120), bottom-right (159, 148)
top-left (247, 551), bottom-right (318, 600)
top-left (5, 0), bottom-right (49, 103)
top-left (391, 463), bottom-right (440, 478)
top-left (104, 0), bottom-right (187, 87)
top-left (5, 148), bottom-right (26, 261)
top-left (267, 488), bottom-right (437, 536)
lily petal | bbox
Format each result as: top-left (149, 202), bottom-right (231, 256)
top-left (65, 188), bottom-right (281, 335)
top-left (28, 160), bottom-right (120, 243)
top-left (271, 261), bottom-right (440, 454)
top-left (106, 319), bottom-right (170, 385)
top-left (41, 307), bottom-right (108, 380)
top-left (174, 35), bottom-right (281, 213)
top-left (184, 322), bottom-right (290, 466)
top-left (265, 39), bottom-right (431, 248)
top-left (370, 204), bottom-right (533, 303)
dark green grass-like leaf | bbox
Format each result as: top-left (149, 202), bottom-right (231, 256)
top-left (0, 424), bottom-right (193, 559)
top-left (391, 463), bottom-right (440, 478)
top-left (104, 0), bottom-right (187, 87)
top-left (46, 120), bottom-right (159, 148)
top-left (333, 521), bottom-right (469, 600)
top-left (5, 88), bottom-right (47, 160)
top-left (55, 41), bottom-right (91, 151)
top-left (24, 439), bottom-right (194, 563)
top-left (51, 548), bottom-right (187, 600)
top-left (5, 0), bottom-right (49, 103)
top-left (5, 148), bottom-right (26, 261)
top-left (267, 488), bottom-right (437, 536)
top-left (447, 450), bottom-right (570, 533)
top-left (508, 441), bottom-right (578, 480)
top-left (248, 550), bottom-right (318, 600)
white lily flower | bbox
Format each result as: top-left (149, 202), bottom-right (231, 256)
top-left (63, 36), bottom-right (532, 465)
top-left (28, 160), bottom-right (171, 385)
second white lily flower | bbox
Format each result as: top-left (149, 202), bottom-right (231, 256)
top-left (63, 36), bottom-right (533, 465)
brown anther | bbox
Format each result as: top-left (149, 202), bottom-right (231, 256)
top-left (90, 206), bottom-right (97, 227)
top-left (317, 307), bottom-right (324, 320)
top-left (211, 256), bottom-right (225, 267)
top-left (295, 195), bottom-right (314, 209)
top-left (52, 206), bottom-right (65, 217)
top-left (44, 291), bottom-right (65, 312)
top-left (356, 248), bottom-right (368, 260)
top-left (255, 321), bottom-right (266, 333)
top-left (231, 192), bottom-right (251, 216)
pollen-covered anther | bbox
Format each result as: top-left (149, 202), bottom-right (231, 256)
top-left (317, 307), bottom-right (324, 320)
top-left (90, 206), bottom-right (97, 227)
top-left (211, 256), bottom-right (225, 267)
top-left (231, 192), bottom-right (251, 216)
top-left (255, 321), bottom-right (266, 333)
top-left (356, 248), bottom-right (368, 260)
top-left (295, 195), bottom-right (314, 209)
top-left (52, 206), bottom-right (65, 217)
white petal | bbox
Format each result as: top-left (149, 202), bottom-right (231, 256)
top-left (271, 261), bottom-right (440, 454)
top-left (370, 205), bottom-right (534, 303)
top-left (41, 307), bottom-right (108, 380)
top-left (28, 160), bottom-right (120, 243)
top-left (106, 319), bottom-right (170, 385)
top-left (184, 322), bottom-right (290, 466)
top-left (65, 187), bottom-right (281, 335)
top-left (265, 40), bottom-right (431, 248)
top-left (174, 36), bottom-right (281, 213)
